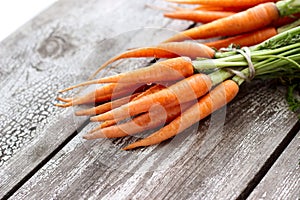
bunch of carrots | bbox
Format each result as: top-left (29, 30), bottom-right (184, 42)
top-left (56, 0), bottom-right (300, 150)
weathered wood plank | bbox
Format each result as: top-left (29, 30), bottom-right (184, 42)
top-left (0, 0), bottom-right (191, 198)
top-left (248, 131), bottom-right (300, 200)
top-left (11, 81), bottom-right (299, 200)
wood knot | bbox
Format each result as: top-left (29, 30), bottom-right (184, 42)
top-left (37, 34), bottom-right (74, 58)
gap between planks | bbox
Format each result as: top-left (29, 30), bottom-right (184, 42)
top-left (237, 120), bottom-right (300, 200)
top-left (2, 105), bottom-right (300, 200)
top-left (1, 119), bottom-right (89, 200)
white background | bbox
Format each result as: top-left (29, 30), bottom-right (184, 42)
top-left (0, 0), bottom-right (57, 42)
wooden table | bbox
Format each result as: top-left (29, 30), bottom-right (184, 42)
top-left (0, 0), bottom-right (299, 199)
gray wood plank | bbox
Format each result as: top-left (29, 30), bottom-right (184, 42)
top-left (0, 0), bottom-right (191, 198)
top-left (11, 81), bottom-right (299, 200)
top-left (248, 131), bottom-right (300, 200)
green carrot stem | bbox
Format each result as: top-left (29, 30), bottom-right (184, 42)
top-left (254, 55), bottom-right (300, 69)
top-left (201, 26), bottom-right (300, 88)
top-left (193, 61), bottom-right (248, 70)
top-left (196, 43), bottom-right (300, 71)
top-left (252, 26), bottom-right (300, 50)
top-left (208, 69), bottom-right (236, 86)
top-left (255, 54), bottom-right (300, 75)
top-left (232, 76), bottom-right (245, 86)
top-left (276, 0), bottom-right (300, 17)
top-left (217, 43), bottom-right (300, 62)
top-left (252, 47), bottom-right (300, 69)
top-left (232, 53), bottom-right (300, 84)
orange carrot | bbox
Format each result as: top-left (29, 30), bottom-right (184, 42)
top-left (192, 5), bottom-right (231, 11)
top-left (204, 27), bottom-right (277, 49)
top-left (56, 96), bottom-right (72, 103)
top-left (56, 82), bottom-right (143, 107)
top-left (123, 79), bottom-right (239, 150)
top-left (165, 0), bottom-right (277, 7)
top-left (86, 120), bottom-right (118, 135)
top-left (84, 101), bottom-right (194, 139)
top-left (163, 2), bottom-right (280, 42)
top-left (75, 84), bottom-right (166, 116)
top-left (153, 4), bottom-right (244, 12)
top-left (87, 119), bottom-right (123, 134)
top-left (271, 14), bottom-right (300, 27)
top-left (164, 10), bottom-right (235, 23)
top-left (90, 73), bottom-right (212, 122)
top-left (166, 4), bottom-right (244, 12)
top-left (99, 119), bottom-right (118, 129)
top-left (89, 42), bottom-right (214, 79)
top-left (193, 5), bottom-right (247, 12)
top-left (75, 92), bottom-right (141, 116)
top-left (59, 57), bottom-right (194, 93)
top-left (132, 84), bottom-right (167, 101)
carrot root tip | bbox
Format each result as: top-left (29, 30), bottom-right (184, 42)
top-left (122, 143), bottom-right (138, 150)
top-left (90, 116), bottom-right (101, 122)
top-left (58, 88), bottom-right (70, 93)
top-left (82, 134), bottom-right (91, 140)
top-left (54, 102), bottom-right (73, 108)
top-left (56, 96), bottom-right (72, 102)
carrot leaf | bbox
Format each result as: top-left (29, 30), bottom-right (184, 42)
top-left (286, 81), bottom-right (300, 118)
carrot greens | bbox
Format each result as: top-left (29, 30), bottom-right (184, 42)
top-left (286, 81), bottom-right (300, 118)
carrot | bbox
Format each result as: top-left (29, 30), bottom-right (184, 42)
top-left (145, 3), bottom-right (239, 15)
top-left (132, 84), bottom-right (167, 101)
top-left (165, 0), bottom-right (277, 7)
top-left (153, 4), bottom-right (244, 12)
top-left (56, 82), bottom-right (143, 107)
top-left (123, 79), bottom-right (239, 150)
top-left (163, 2), bottom-right (280, 42)
top-left (89, 42), bottom-right (214, 79)
top-left (56, 96), bottom-right (72, 103)
top-left (75, 92), bottom-right (141, 116)
top-left (87, 118), bottom-right (124, 134)
top-left (76, 84), bottom-right (166, 116)
top-left (166, 4), bottom-right (245, 12)
top-left (164, 10), bottom-right (236, 23)
top-left (99, 119), bottom-right (118, 129)
top-left (205, 17), bottom-right (300, 49)
top-left (204, 27), bottom-right (277, 49)
top-left (90, 73), bottom-right (212, 122)
top-left (205, 19), bottom-right (300, 49)
top-left (87, 120), bottom-right (118, 135)
top-left (193, 5), bottom-right (247, 12)
top-left (271, 14), bottom-right (300, 27)
top-left (84, 101), bottom-right (194, 139)
top-left (59, 57), bottom-right (194, 93)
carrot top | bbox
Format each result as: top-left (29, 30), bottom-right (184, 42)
top-left (194, 27), bottom-right (300, 84)
top-left (276, 0), bottom-right (300, 17)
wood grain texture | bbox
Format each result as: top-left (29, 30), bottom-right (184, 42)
top-left (248, 131), bottom-right (300, 200)
top-left (0, 0), bottom-right (191, 198)
top-left (11, 81), bottom-right (299, 200)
